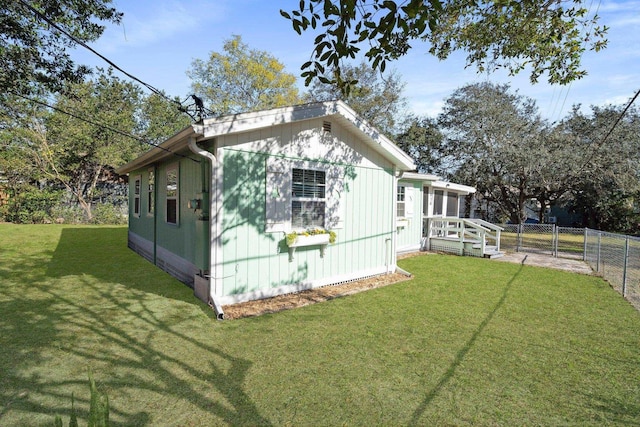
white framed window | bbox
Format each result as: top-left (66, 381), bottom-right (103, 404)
top-left (133, 175), bottom-right (141, 217)
top-left (265, 158), bottom-right (344, 233)
top-left (147, 168), bottom-right (155, 216)
top-left (291, 168), bottom-right (326, 229)
top-left (397, 185), bottom-right (406, 218)
top-left (166, 164), bottom-right (178, 225)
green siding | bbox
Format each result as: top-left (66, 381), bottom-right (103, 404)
top-left (129, 156), bottom-right (209, 271)
top-left (220, 148), bottom-right (395, 298)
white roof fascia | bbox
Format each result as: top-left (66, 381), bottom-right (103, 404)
top-left (431, 180), bottom-right (477, 195)
top-left (115, 125), bottom-right (201, 174)
top-left (200, 100), bottom-right (416, 171)
top-left (400, 172), bottom-right (441, 182)
top-left (116, 100), bottom-right (416, 175)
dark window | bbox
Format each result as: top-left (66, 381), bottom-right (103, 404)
top-left (434, 190), bottom-right (444, 216)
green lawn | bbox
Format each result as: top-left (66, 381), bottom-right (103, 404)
top-left (1, 224), bottom-right (639, 426)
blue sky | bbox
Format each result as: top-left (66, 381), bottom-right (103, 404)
top-left (71, 0), bottom-right (640, 123)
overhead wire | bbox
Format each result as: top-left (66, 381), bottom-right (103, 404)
top-left (11, 92), bottom-right (200, 163)
top-left (574, 88), bottom-right (640, 173)
top-left (15, 0), bottom-right (214, 121)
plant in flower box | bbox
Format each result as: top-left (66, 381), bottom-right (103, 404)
top-left (285, 228), bottom-right (336, 260)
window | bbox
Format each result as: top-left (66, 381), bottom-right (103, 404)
top-left (166, 165), bottom-right (178, 225)
top-left (265, 158), bottom-right (344, 233)
top-left (133, 176), bottom-right (141, 217)
top-left (147, 169), bottom-right (155, 215)
top-left (291, 168), bottom-right (325, 228)
top-left (397, 185), bottom-right (406, 218)
top-left (446, 193), bottom-right (459, 217)
top-left (434, 190), bottom-right (444, 216)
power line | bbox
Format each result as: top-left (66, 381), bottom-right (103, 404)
top-left (576, 88), bottom-right (640, 173)
top-left (11, 92), bottom-right (200, 163)
top-left (16, 0), bottom-right (191, 116)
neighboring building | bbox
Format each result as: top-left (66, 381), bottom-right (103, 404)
top-left (116, 101), bottom-right (417, 318)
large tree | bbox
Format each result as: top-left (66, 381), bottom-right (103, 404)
top-left (139, 92), bottom-right (192, 145)
top-left (43, 69), bottom-right (144, 221)
top-left (187, 35), bottom-right (303, 115)
top-left (438, 82), bottom-right (559, 224)
top-left (0, 0), bottom-right (122, 97)
top-left (395, 115), bottom-right (446, 175)
top-left (281, 0), bottom-right (607, 91)
top-left (557, 105), bottom-right (640, 232)
top-left (305, 62), bottom-right (407, 135)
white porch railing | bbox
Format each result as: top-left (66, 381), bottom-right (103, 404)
top-left (425, 217), bottom-right (503, 256)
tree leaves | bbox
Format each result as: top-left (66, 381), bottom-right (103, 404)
top-left (280, 0), bottom-right (608, 93)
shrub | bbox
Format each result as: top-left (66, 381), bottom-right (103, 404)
top-left (0, 186), bottom-right (61, 224)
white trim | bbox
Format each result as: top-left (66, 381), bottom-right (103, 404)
top-left (116, 101), bottom-right (416, 175)
top-left (401, 172), bottom-right (441, 182)
top-left (430, 180), bottom-right (476, 195)
top-left (218, 266), bottom-right (390, 305)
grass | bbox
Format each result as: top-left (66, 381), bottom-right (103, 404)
top-left (1, 224), bottom-right (640, 426)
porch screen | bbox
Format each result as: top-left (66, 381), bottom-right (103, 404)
top-left (446, 193), bottom-right (459, 217)
top-left (434, 190), bottom-right (444, 215)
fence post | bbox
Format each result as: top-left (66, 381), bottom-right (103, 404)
top-left (583, 227), bottom-right (588, 261)
top-left (622, 237), bottom-right (629, 298)
top-left (597, 232), bottom-right (602, 273)
top-left (553, 225), bottom-right (558, 258)
top-left (516, 224), bottom-right (521, 252)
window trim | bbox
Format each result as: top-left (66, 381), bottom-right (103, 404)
top-left (147, 168), bottom-right (155, 216)
top-left (397, 184), bottom-right (406, 218)
top-left (291, 167), bottom-right (327, 230)
top-left (133, 175), bottom-right (141, 218)
top-left (265, 157), bottom-right (344, 233)
top-left (166, 163), bottom-right (179, 225)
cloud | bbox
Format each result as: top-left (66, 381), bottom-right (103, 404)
top-left (94, 0), bottom-right (227, 53)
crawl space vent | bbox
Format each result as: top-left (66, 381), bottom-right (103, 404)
top-left (322, 121), bottom-right (332, 134)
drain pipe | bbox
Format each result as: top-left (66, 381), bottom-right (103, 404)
top-left (188, 136), bottom-right (224, 320)
top-left (390, 169), bottom-right (405, 275)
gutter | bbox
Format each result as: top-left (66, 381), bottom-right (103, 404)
top-left (187, 135), bottom-right (225, 320)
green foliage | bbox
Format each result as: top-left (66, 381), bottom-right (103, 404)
top-left (140, 92), bottom-right (191, 145)
top-left (437, 82), bottom-right (555, 223)
top-left (305, 61), bottom-right (407, 135)
top-left (88, 372), bottom-right (109, 427)
top-left (187, 35), bottom-right (304, 115)
top-left (0, 0), bottom-right (122, 97)
top-left (90, 203), bottom-right (127, 225)
top-left (53, 376), bottom-right (109, 427)
top-left (396, 115), bottom-right (446, 174)
top-left (282, 0), bottom-right (607, 92)
top-left (557, 105), bottom-right (640, 232)
top-left (0, 185), bottom-right (61, 224)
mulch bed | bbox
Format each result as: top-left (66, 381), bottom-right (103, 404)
top-left (221, 252), bottom-right (432, 319)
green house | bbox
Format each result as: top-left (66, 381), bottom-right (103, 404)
top-left (116, 101), bottom-right (416, 318)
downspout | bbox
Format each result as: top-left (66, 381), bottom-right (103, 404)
top-left (188, 136), bottom-right (225, 320)
top-left (389, 169), bottom-right (405, 274)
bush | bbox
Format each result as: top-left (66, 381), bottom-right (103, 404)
top-left (0, 186), bottom-right (61, 224)
top-left (90, 203), bottom-right (127, 225)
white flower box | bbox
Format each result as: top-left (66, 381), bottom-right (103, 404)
top-left (287, 233), bottom-right (331, 248)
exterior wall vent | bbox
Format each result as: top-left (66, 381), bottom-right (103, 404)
top-left (322, 121), bottom-right (332, 134)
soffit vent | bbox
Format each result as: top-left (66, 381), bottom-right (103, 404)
top-left (322, 120), bottom-right (332, 134)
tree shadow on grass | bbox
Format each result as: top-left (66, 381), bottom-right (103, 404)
top-left (0, 226), bottom-right (271, 425)
top-left (409, 261), bottom-right (526, 425)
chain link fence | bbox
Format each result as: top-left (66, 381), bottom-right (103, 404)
top-left (584, 229), bottom-right (640, 310)
top-left (499, 224), bottom-right (640, 310)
